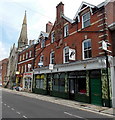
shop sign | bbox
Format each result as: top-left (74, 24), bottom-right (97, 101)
top-left (49, 64), bottom-right (54, 70)
top-left (23, 72), bottom-right (33, 78)
top-left (16, 71), bottom-right (20, 75)
top-left (102, 41), bottom-right (107, 51)
top-left (38, 62), bottom-right (43, 66)
top-left (69, 48), bottom-right (76, 60)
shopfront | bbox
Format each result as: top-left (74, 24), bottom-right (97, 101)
top-left (33, 74), bottom-right (47, 95)
top-left (23, 72), bottom-right (33, 92)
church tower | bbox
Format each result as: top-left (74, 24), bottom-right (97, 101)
top-left (18, 11), bottom-right (28, 49)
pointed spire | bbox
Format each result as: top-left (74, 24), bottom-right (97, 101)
top-left (18, 11), bottom-right (28, 49)
top-left (23, 10), bottom-right (27, 25)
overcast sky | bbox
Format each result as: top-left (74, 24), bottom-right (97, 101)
top-left (0, 0), bottom-right (105, 61)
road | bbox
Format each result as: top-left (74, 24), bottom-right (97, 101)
top-left (1, 90), bottom-right (113, 119)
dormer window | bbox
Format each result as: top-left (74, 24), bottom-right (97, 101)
top-left (51, 31), bottom-right (55, 43)
top-left (41, 39), bottom-right (45, 48)
top-left (82, 12), bottom-right (90, 28)
top-left (64, 24), bottom-right (69, 37)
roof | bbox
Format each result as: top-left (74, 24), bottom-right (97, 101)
top-left (39, 31), bottom-right (49, 38)
top-left (62, 15), bottom-right (75, 23)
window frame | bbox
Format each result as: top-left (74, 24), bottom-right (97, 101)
top-left (51, 31), bottom-right (55, 43)
top-left (82, 39), bottom-right (92, 60)
top-left (50, 51), bottom-right (55, 64)
top-left (63, 46), bottom-right (69, 63)
top-left (64, 24), bottom-right (69, 37)
top-left (29, 51), bottom-right (32, 58)
top-left (82, 12), bottom-right (90, 28)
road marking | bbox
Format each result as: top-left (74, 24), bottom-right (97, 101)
top-left (7, 105), bottom-right (10, 108)
top-left (16, 112), bottom-right (21, 115)
top-left (1, 102), bottom-right (3, 104)
top-left (4, 104), bottom-right (6, 106)
top-left (64, 111), bottom-right (84, 119)
top-left (11, 108), bottom-right (14, 111)
top-left (23, 115), bottom-right (27, 118)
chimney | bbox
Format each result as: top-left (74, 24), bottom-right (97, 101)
top-left (46, 21), bottom-right (53, 33)
top-left (56, 2), bottom-right (64, 22)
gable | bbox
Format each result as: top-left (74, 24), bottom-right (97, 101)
top-left (74, 1), bottom-right (96, 20)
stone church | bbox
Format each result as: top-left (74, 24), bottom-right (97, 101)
top-left (5, 11), bottom-right (28, 88)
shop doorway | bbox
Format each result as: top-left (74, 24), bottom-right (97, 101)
top-left (90, 70), bottom-right (102, 106)
top-left (69, 79), bottom-right (75, 100)
top-left (24, 77), bottom-right (32, 91)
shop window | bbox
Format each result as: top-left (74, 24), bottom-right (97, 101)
top-left (24, 78), bottom-right (32, 89)
top-left (36, 75), bottom-right (44, 89)
top-left (78, 78), bottom-right (86, 94)
top-left (52, 73), bottom-right (65, 92)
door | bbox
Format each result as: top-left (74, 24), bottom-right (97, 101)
top-left (47, 78), bottom-right (51, 95)
top-left (90, 78), bottom-right (102, 106)
top-left (69, 79), bottom-right (75, 100)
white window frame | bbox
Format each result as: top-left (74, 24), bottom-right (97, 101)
top-left (82, 39), bottom-right (92, 60)
top-left (51, 31), bottom-right (55, 43)
top-left (25, 64), bottom-right (27, 72)
top-left (82, 12), bottom-right (90, 28)
top-left (63, 46), bottom-right (69, 63)
top-left (64, 24), bottom-right (69, 37)
top-left (29, 51), bottom-right (32, 58)
top-left (26, 52), bottom-right (28, 59)
top-left (20, 55), bottom-right (22, 61)
top-left (23, 54), bottom-right (25, 60)
top-left (50, 51), bottom-right (55, 64)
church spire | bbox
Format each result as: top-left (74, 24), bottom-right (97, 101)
top-left (23, 11), bottom-right (27, 25)
top-left (18, 11), bottom-right (28, 49)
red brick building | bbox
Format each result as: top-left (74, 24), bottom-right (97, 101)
top-left (17, 44), bottom-right (35, 91)
top-left (33, 1), bottom-right (113, 107)
top-left (105, 0), bottom-right (115, 108)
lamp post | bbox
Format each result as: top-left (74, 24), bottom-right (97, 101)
top-left (102, 41), bottom-right (110, 107)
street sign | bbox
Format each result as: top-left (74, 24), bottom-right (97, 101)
top-left (69, 48), bottom-right (76, 60)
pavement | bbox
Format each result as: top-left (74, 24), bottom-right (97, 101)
top-left (1, 87), bottom-right (115, 118)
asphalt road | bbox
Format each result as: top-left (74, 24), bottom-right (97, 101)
top-left (1, 90), bottom-right (113, 119)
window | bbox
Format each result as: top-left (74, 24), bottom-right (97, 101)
top-left (29, 51), bottom-right (32, 58)
top-left (50, 51), bottom-right (55, 64)
top-left (19, 55), bottom-right (22, 61)
top-left (41, 39), bottom-right (45, 48)
top-left (28, 64), bottom-right (32, 72)
top-left (82, 12), bottom-right (90, 28)
top-left (26, 52), bottom-right (28, 59)
top-left (63, 47), bottom-right (69, 63)
top-left (82, 39), bottom-right (92, 59)
top-left (51, 32), bottom-right (55, 43)
top-left (25, 64), bottom-right (27, 72)
top-left (78, 78), bottom-right (86, 94)
top-left (64, 24), bottom-right (69, 37)
top-left (39, 55), bottom-right (44, 67)
top-left (35, 74), bottom-right (44, 89)
top-left (23, 54), bottom-right (25, 60)
top-left (21, 66), bottom-right (24, 73)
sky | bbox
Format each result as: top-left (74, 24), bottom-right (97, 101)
top-left (0, 0), bottom-right (105, 61)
